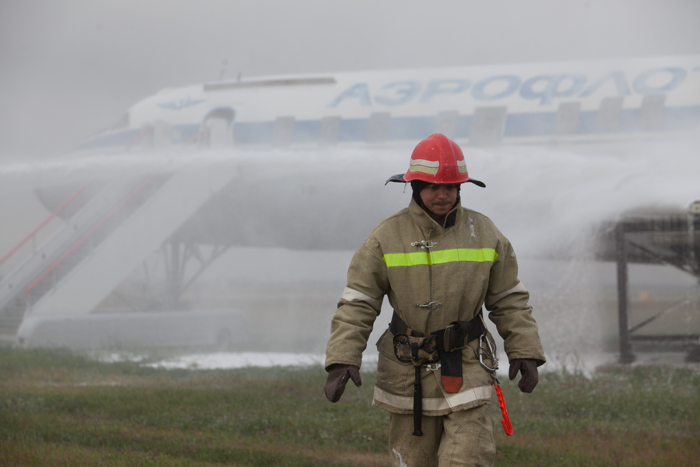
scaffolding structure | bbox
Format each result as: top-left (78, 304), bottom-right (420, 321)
top-left (614, 202), bottom-right (700, 363)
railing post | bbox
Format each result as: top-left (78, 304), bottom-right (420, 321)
top-left (615, 222), bottom-right (635, 364)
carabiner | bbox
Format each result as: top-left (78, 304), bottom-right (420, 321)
top-left (478, 333), bottom-right (499, 372)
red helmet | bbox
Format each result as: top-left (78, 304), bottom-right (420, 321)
top-left (386, 134), bottom-right (485, 187)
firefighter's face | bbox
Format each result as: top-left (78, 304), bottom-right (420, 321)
top-left (420, 184), bottom-right (458, 217)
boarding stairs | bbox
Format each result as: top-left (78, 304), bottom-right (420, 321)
top-left (0, 162), bottom-right (237, 344)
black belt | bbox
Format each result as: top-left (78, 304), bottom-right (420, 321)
top-left (390, 311), bottom-right (485, 394)
top-left (390, 312), bottom-right (485, 351)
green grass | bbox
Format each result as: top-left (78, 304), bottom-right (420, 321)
top-left (0, 347), bottom-right (698, 466)
top-left (494, 365), bottom-right (700, 466)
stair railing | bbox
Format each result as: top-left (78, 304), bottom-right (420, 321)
top-left (24, 175), bottom-right (156, 296)
top-left (0, 183), bottom-right (91, 269)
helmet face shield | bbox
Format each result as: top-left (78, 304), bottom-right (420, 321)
top-left (385, 134), bottom-right (485, 188)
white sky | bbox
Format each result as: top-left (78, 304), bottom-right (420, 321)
top-left (1, 0), bottom-right (699, 157)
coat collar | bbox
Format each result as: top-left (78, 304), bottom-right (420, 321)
top-left (408, 196), bottom-right (462, 233)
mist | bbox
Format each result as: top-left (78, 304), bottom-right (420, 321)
top-left (1, 1), bottom-right (700, 370)
top-left (2, 139), bottom-right (699, 361)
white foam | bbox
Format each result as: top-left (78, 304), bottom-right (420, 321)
top-left (145, 351), bottom-right (327, 370)
top-left (90, 349), bottom-right (698, 377)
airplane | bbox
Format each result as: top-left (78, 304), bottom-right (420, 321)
top-left (1, 54), bottom-right (698, 357)
top-left (73, 54), bottom-right (700, 152)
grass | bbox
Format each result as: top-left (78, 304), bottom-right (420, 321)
top-left (493, 365), bottom-right (700, 466)
top-left (0, 347), bottom-right (698, 466)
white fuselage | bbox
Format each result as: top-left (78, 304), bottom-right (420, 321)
top-left (74, 55), bottom-right (700, 153)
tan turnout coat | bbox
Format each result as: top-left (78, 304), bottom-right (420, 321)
top-left (325, 197), bottom-right (546, 416)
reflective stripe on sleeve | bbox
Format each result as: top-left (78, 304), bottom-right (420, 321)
top-left (382, 248), bottom-right (498, 268)
top-left (340, 287), bottom-right (383, 312)
top-left (485, 281), bottom-right (528, 308)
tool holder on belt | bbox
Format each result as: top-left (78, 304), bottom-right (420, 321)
top-left (392, 333), bottom-right (439, 436)
top-left (390, 311), bottom-right (485, 436)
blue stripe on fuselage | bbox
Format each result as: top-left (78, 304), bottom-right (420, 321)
top-left (70, 106), bottom-right (700, 151)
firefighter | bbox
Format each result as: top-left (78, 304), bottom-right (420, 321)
top-left (323, 134), bottom-right (545, 466)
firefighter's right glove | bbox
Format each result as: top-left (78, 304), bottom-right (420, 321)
top-left (508, 359), bottom-right (539, 393)
top-left (324, 364), bottom-right (362, 403)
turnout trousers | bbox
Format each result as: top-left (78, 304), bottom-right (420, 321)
top-left (388, 403), bottom-right (495, 467)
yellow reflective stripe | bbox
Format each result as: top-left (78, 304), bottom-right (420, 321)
top-left (382, 248), bottom-right (498, 267)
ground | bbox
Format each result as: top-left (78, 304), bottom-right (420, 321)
top-left (1, 347), bottom-right (698, 466)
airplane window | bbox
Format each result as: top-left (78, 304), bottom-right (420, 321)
top-left (470, 106), bottom-right (507, 146)
top-left (272, 116), bottom-right (294, 146)
top-left (596, 97), bottom-right (623, 131)
top-left (638, 94), bottom-right (666, 129)
top-left (319, 116), bottom-right (341, 145)
top-left (367, 112), bottom-right (390, 143)
top-left (554, 102), bottom-right (581, 135)
top-left (435, 111), bottom-right (459, 139)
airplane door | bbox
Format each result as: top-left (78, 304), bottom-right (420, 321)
top-left (202, 107), bottom-right (235, 148)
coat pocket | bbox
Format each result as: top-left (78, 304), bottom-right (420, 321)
top-left (376, 329), bottom-right (412, 396)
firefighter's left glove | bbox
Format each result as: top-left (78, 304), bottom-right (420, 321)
top-left (508, 359), bottom-right (539, 393)
top-left (324, 364), bottom-right (362, 403)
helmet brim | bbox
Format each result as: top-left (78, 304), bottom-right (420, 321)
top-left (385, 173), bottom-right (407, 185)
top-left (385, 173), bottom-right (486, 188)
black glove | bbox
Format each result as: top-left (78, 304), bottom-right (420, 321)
top-left (324, 364), bottom-right (362, 403)
top-left (508, 359), bottom-right (539, 393)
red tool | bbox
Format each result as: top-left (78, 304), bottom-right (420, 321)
top-left (495, 384), bottom-right (513, 436)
